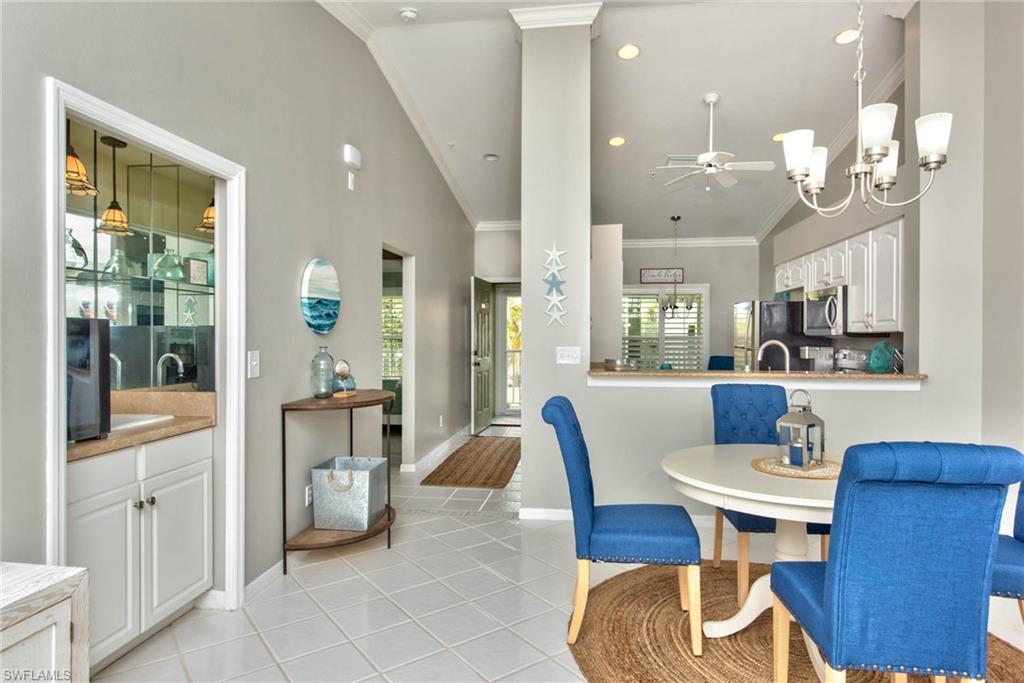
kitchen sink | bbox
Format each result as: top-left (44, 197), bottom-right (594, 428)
top-left (110, 414), bottom-right (175, 433)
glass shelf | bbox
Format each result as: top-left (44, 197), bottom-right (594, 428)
top-left (65, 267), bottom-right (214, 296)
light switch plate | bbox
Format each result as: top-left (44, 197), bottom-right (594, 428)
top-left (247, 350), bottom-right (261, 379)
top-left (305, 485), bottom-right (313, 507)
top-left (556, 346), bottom-right (581, 365)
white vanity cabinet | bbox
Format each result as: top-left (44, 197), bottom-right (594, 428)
top-left (66, 429), bottom-right (213, 666)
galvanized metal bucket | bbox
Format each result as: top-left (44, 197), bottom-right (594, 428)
top-left (312, 456), bottom-right (387, 531)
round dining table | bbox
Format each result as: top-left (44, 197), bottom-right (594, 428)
top-left (662, 444), bottom-right (842, 680)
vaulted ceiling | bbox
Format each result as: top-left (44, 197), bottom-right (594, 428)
top-left (319, 1), bottom-right (904, 240)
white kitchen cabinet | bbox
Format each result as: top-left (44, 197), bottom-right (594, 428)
top-left (66, 428), bottom-right (213, 667)
top-left (826, 241), bottom-right (849, 286)
top-left (774, 264), bottom-right (790, 293)
top-left (787, 257), bottom-right (807, 290)
top-left (141, 459), bottom-right (212, 629)
top-left (66, 482), bottom-right (140, 664)
top-left (809, 248), bottom-right (830, 291)
top-left (846, 221), bottom-right (902, 333)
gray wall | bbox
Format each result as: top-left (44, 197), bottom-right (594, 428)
top-left (474, 229), bottom-right (522, 280)
top-left (1, 2), bottom-right (473, 584)
top-left (622, 245), bottom-right (759, 357)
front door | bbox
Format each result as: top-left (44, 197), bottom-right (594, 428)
top-left (471, 277), bottom-right (495, 434)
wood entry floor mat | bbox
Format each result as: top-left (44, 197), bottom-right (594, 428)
top-left (569, 561), bottom-right (1024, 682)
top-left (420, 436), bottom-right (521, 489)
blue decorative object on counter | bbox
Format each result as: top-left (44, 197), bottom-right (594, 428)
top-left (300, 258), bottom-right (340, 334)
top-left (867, 340), bottom-right (896, 374)
top-left (659, 362), bottom-right (673, 370)
top-left (310, 346), bottom-right (335, 398)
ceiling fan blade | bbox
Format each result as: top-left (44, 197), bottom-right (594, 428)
top-left (723, 161), bottom-right (776, 172)
top-left (713, 170), bottom-right (738, 188)
top-left (654, 164), bottom-right (700, 172)
top-left (663, 169), bottom-right (705, 187)
top-left (698, 151), bottom-right (734, 166)
top-left (666, 154), bottom-right (700, 165)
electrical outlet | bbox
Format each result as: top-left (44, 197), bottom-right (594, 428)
top-left (247, 350), bottom-right (261, 379)
top-left (556, 346), bottom-right (581, 365)
top-left (305, 485), bottom-right (313, 507)
top-left (439, 414), bottom-right (445, 428)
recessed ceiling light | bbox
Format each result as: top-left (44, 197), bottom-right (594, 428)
top-left (608, 136), bottom-right (626, 147)
top-left (483, 153), bottom-right (500, 162)
top-left (834, 28), bottom-right (860, 45)
top-left (617, 44), bottom-right (640, 60)
top-left (772, 132), bottom-right (785, 142)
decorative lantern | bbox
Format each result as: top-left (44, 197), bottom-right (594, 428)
top-left (776, 389), bottom-right (826, 470)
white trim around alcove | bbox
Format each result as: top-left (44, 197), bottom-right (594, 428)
top-left (45, 78), bottom-right (247, 610)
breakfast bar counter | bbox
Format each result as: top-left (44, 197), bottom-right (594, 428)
top-left (587, 366), bottom-right (927, 391)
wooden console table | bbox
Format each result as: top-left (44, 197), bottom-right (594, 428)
top-left (281, 389), bottom-right (396, 573)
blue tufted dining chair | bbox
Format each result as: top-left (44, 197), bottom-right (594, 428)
top-left (710, 384), bottom-right (831, 605)
top-left (991, 485), bottom-right (1024, 626)
top-left (772, 442), bottom-right (1024, 682)
top-left (542, 395), bottom-right (704, 654)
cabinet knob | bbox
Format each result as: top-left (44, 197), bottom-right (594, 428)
top-left (146, 496), bottom-right (157, 507)
top-left (133, 500), bottom-right (145, 510)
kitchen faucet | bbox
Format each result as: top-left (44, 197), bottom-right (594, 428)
top-left (109, 352), bottom-right (123, 390)
top-left (756, 339), bottom-right (791, 373)
top-left (156, 353), bottom-right (185, 387)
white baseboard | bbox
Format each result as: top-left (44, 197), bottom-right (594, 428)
top-left (195, 589), bottom-right (225, 610)
top-left (244, 560), bottom-right (284, 604)
top-left (518, 508), bottom-right (715, 529)
top-left (399, 424), bottom-right (470, 473)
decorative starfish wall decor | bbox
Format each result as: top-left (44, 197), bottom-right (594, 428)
top-left (543, 243), bottom-right (567, 326)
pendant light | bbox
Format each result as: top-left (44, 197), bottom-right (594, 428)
top-left (65, 119), bottom-right (98, 196)
top-left (194, 196), bottom-right (215, 234)
top-left (661, 215), bottom-right (682, 319)
top-left (97, 136), bottom-right (133, 236)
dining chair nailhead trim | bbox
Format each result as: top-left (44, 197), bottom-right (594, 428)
top-left (584, 555), bottom-right (699, 565)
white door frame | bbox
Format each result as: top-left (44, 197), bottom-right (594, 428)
top-left (45, 78), bottom-right (247, 609)
top-left (383, 244), bottom-right (416, 471)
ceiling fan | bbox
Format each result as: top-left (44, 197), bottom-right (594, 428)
top-left (653, 93), bottom-right (776, 191)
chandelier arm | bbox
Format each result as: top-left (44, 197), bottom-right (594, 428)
top-left (798, 176), bottom-right (856, 216)
top-left (857, 175), bottom-right (885, 216)
top-left (866, 170), bottom-right (937, 207)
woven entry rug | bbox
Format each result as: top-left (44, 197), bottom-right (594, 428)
top-left (569, 561), bottom-right (1024, 682)
top-left (420, 436), bottom-right (520, 489)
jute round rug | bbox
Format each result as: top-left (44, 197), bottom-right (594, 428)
top-left (568, 561), bottom-right (1024, 682)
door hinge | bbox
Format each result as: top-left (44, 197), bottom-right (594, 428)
top-left (70, 622), bottom-right (74, 642)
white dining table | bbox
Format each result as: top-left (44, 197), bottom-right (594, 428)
top-left (661, 444), bottom-right (842, 680)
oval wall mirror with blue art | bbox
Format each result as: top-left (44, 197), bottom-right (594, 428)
top-left (300, 257), bottom-right (340, 334)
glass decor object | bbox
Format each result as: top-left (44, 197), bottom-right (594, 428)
top-left (102, 249), bottom-right (131, 279)
top-left (65, 228), bottom-right (88, 269)
top-left (97, 136), bottom-right (134, 236)
top-left (152, 249), bottom-right (185, 281)
top-left (65, 120), bottom-right (97, 196)
top-left (300, 258), bottom-right (341, 335)
top-left (775, 389), bottom-right (826, 471)
top-left (311, 346), bottom-right (335, 398)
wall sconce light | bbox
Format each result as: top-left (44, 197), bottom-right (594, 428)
top-left (344, 144), bottom-right (362, 191)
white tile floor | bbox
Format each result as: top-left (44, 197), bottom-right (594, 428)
top-left (95, 508), bottom-right (776, 682)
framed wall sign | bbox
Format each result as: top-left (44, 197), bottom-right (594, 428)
top-left (640, 267), bottom-right (683, 284)
top-left (186, 257), bottom-right (209, 286)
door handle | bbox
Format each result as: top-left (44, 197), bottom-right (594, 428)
top-left (146, 496), bottom-right (157, 507)
top-left (134, 500), bottom-right (145, 510)
top-left (826, 296), bottom-right (838, 329)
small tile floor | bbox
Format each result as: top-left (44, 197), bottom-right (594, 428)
top-left (97, 511), bottom-right (775, 682)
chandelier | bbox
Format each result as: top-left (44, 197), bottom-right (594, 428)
top-left (781, 0), bottom-right (952, 218)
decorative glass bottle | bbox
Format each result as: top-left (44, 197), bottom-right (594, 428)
top-left (152, 249), bottom-right (185, 281)
top-left (310, 346), bottom-right (335, 398)
top-left (65, 228), bottom-right (88, 269)
top-left (102, 249), bottom-right (131, 280)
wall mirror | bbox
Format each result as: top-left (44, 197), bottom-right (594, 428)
top-left (300, 257), bottom-right (340, 334)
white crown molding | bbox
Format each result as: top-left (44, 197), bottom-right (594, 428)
top-left (623, 236), bottom-right (758, 249)
top-left (755, 55), bottom-right (906, 245)
top-left (509, 2), bottom-right (603, 39)
top-left (366, 33), bottom-right (479, 228)
top-left (884, 1), bottom-right (915, 20)
top-left (476, 220), bottom-right (521, 232)
top-left (317, 1), bottom-right (374, 42)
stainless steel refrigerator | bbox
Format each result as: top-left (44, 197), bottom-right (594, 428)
top-left (733, 301), bottom-right (815, 372)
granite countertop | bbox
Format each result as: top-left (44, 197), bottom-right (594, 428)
top-left (67, 390), bottom-right (216, 463)
top-left (588, 367), bottom-right (927, 381)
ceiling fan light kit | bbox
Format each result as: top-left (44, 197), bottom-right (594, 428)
top-left (782, 0), bottom-right (952, 218)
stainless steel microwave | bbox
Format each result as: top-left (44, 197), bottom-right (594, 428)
top-left (804, 286), bottom-right (846, 337)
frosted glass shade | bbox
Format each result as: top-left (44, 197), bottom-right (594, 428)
top-left (860, 103), bottom-right (898, 151)
top-left (916, 113), bottom-right (953, 157)
top-left (783, 129), bottom-right (814, 173)
top-left (875, 140), bottom-right (899, 176)
top-left (808, 146), bottom-right (829, 186)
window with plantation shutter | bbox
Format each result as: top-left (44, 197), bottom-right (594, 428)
top-left (620, 285), bottom-right (708, 370)
top-left (381, 295), bottom-right (403, 378)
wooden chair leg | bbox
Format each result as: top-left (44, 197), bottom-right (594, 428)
top-left (892, 674), bottom-right (908, 683)
top-left (932, 676), bottom-right (946, 682)
top-left (686, 564), bottom-right (702, 657)
top-left (677, 566), bottom-right (688, 611)
top-left (737, 532), bottom-right (750, 606)
top-left (713, 509), bottom-right (724, 568)
top-left (820, 534), bottom-right (830, 562)
top-left (1018, 597), bottom-right (1023, 626)
top-left (824, 666), bottom-right (847, 682)
top-left (772, 595), bottom-right (790, 683)
top-left (567, 559), bottom-right (590, 645)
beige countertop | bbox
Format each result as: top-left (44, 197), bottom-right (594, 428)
top-left (588, 368), bottom-right (927, 381)
top-left (67, 390), bottom-right (216, 463)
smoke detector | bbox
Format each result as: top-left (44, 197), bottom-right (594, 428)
top-left (399, 7), bottom-right (418, 23)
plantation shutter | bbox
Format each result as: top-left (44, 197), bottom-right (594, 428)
top-left (621, 293), bottom-right (661, 369)
top-left (620, 290), bottom-right (706, 370)
top-left (663, 294), bottom-right (704, 370)
top-left (381, 295), bottom-right (403, 378)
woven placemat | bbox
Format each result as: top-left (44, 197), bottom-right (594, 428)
top-left (752, 456), bottom-right (841, 480)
